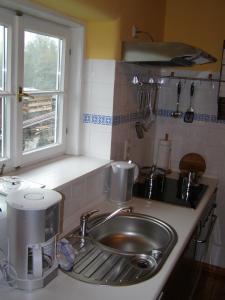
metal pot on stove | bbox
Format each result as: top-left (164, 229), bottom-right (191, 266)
top-left (144, 165), bottom-right (166, 199)
top-left (178, 153), bottom-right (206, 201)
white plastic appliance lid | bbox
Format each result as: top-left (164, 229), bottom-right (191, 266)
top-left (6, 188), bottom-right (61, 210)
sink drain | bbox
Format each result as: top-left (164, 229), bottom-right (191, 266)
top-left (131, 255), bottom-right (156, 270)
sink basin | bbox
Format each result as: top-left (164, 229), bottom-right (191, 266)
top-left (88, 213), bottom-right (176, 256)
top-left (64, 212), bottom-right (177, 286)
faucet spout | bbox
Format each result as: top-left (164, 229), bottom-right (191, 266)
top-left (90, 206), bottom-right (133, 232)
top-left (79, 206), bottom-right (133, 245)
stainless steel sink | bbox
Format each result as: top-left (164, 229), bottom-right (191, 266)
top-left (64, 212), bottom-right (177, 286)
top-left (89, 213), bottom-right (175, 256)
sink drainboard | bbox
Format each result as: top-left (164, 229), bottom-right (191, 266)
top-left (64, 234), bottom-right (162, 286)
top-left (63, 213), bottom-right (177, 286)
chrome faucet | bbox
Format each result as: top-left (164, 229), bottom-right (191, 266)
top-left (79, 206), bottom-right (133, 245)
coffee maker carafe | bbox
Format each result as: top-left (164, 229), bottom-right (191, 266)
top-left (6, 188), bottom-right (62, 290)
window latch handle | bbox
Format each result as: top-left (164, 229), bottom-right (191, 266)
top-left (17, 86), bottom-right (34, 102)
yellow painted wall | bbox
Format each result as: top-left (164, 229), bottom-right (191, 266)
top-left (31, 0), bottom-right (166, 59)
top-left (31, 0), bottom-right (118, 22)
top-left (85, 20), bottom-right (120, 59)
top-left (119, 0), bottom-right (166, 43)
top-left (164, 0), bottom-right (225, 71)
top-left (31, 0), bottom-right (224, 70)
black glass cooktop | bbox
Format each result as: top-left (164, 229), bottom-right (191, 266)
top-left (133, 177), bottom-right (208, 209)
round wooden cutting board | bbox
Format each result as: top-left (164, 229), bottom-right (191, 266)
top-left (179, 153), bottom-right (206, 174)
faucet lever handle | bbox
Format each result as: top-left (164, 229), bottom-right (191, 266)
top-left (81, 209), bottom-right (99, 220)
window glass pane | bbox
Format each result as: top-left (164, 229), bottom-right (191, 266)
top-left (24, 31), bottom-right (62, 92)
top-left (22, 95), bottom-right (59, 152)
top-left (0, 26), bottom-right (3, 91)
top-left (0, 97), bottom-right (6, 158)
top-left (0, 25), bottom-right (7, 92)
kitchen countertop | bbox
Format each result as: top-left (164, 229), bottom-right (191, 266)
top-left (0, 176), bottom-right (217, 300)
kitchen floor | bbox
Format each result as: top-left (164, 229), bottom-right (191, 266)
top-left (192, 264), bottom-right (225, 300)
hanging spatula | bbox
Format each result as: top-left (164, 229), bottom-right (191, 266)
top-left (184, 82), bottom-right (195, 123)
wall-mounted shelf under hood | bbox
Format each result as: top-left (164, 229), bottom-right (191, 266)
top-left (122, 41), bottom-right (217, 67)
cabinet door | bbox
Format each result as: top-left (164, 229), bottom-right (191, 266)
top-left (160, 228), bottom-right (199, 300)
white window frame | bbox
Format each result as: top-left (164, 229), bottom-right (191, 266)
top-left (0, 8), bottom-right (14, 169)
top-left (0, 3), bottom-right (84, 172)
top-left (14, 15), bottom-right (70, 166)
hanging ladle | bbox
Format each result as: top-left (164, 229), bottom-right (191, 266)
top-left (171, 81), bottom-right (182, 118)
top-left (184, 82), bottom-right (195, 123)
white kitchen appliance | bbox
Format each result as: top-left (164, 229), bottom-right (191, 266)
top-left (0, 177), bottom-right (45, 256)
top-left (0, 176), bottom-right (45, 196)
top-left (109, 161), bottom-right (138, 204)
top-left (6, 188), bottom-right (62, 290)
top-left (122, 41), bottom-right (217, 66)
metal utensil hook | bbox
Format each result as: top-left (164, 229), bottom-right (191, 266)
top-left (132, 75), bottom-right (140, 85)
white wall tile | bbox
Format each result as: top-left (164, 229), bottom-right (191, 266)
top-left (80, 59), bottom-right (115, 159)
top-left (71, 178), bottom-right (86, 210)
top-left (79, 124), bottom-right (91, 156)
top-left (89, 129), bottom-right (112, 160)
top-left (90, 59), bottom-right (116, 84)
top-left (86, 167), bottom-right (108, 203)
top-left (91, 82), bottom-right (114, 111)
top-left (58, 166), bottom-right (108, 234)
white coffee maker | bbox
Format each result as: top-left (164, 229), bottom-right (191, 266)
top-left (6, 188), bottom-right (62, 290)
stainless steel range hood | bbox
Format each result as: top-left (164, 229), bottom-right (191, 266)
top-left (122, 41), bottom-right (217, 66)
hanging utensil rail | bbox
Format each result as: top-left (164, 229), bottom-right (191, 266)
top-left (132, 72), bottom-right (222, 86)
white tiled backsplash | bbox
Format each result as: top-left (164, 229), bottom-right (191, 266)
top-left (56, 165), bottom-right (108, 235)
top-left (79, 59), bottom-right (225, 268)
top-left (154, 69), bottom-right (225, 268)
top-left (80, 59), bottom-right (115, 160)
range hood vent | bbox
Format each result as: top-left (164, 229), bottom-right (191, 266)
top-left (122, 41), bottom-right (217, 67)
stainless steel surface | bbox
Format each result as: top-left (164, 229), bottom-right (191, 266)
top-left (122, 41), bottom-right (217, 66)
top-left (196, 214), bottom-right (217, 244)
top-left (64, 213), bottom-right (177, 286)
top-left (181, 171), bottom-right (193, 202)
top-left (7, 192), bottom-right (61, 290)
top-left (171, 81), bottom-right (182, 118)
top-left (89, 213), bottom-right (175, 255)
top-left (80, 209), bottom-right (99, 245)
top-left (109, 162), bottom-right (136, 204)
top-left (184, 82), bottom-right (195, 123)
top-left (80, 207), bottom-right (133, 246)
top-left (134, 83), bottom-right (158, 139)
top-left (89, 207), bottom-right (133, 233)
top-left (144, 165), bottom-right (166, 200)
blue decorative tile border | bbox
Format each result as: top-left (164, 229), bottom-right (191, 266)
top-left (83, 110), bottom-right (225, 126)
top-left (83, 113), bottom-right (112, 125)
top-left (83, 112), bottom-right (146, 126)
top-left (157, 109), bottom-right (225, 124)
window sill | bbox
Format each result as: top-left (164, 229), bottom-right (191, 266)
top-left (7, 155), bottom-right (111, 190)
